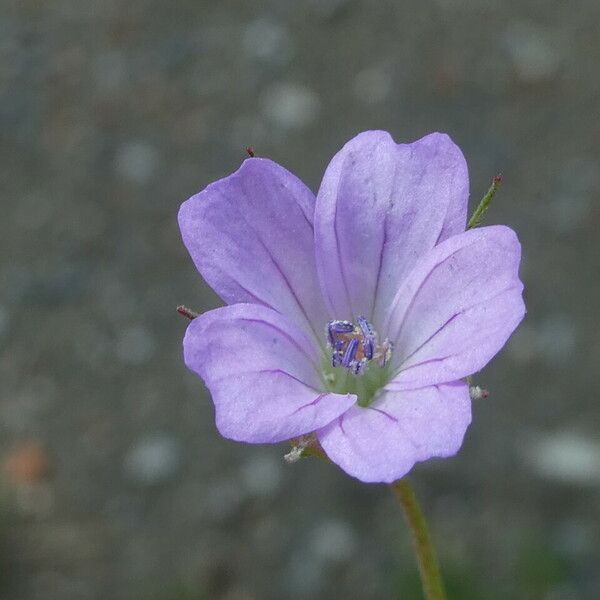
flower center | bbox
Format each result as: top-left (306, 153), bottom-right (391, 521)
top-left (323, 316), bottom-right (393, 407)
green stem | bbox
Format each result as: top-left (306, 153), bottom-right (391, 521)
top-left (391, 479), bottom-right (446, 600)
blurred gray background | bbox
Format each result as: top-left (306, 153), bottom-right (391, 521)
top-left (1, 0), bottom-right (599, 598)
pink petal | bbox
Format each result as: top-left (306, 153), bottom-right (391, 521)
top-left (384, 225), bottom-right (525, 390)
top-left (183, 304), bottom-right (355, 443)
top-left (317, 382), bottom-right (471, 483)
top-left (314, 131), bottom-right (469, 326)
top-left (178, 158), bottom-right (328, 345)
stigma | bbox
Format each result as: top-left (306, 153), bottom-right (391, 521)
top-left (326, 316), bottom-right (392, 375)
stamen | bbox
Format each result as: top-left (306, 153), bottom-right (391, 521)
top-left (353, 360), bottom-right (365, 375)
top-left (357, 316), bottom-right (375, 360)
top-left (376, 339), bottom-right (393, 368)
top-left (332, 352), bottom-right (341, 368)
top-left (342, 338), bottom-right (359, 367)
top-left (326, 315), bottom-right (391, 376)
top-left (331, 320), bottom-right (355, 333)
top-left (327, 320), bottom-right (354, 346)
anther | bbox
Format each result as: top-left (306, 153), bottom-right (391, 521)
top-left (357, 316), bottom-right (375, 360)
top-left (330, 320), bottom-right (355, 333)
top-left (328, 320), bottom-right (353, 346)
top-left (246, 146), bottom-right (255, 157)
top-left (341, 338), bottom-right (359, 368)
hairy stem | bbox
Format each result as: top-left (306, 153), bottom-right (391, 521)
top-left (391, 479), bottom-right (446, 600)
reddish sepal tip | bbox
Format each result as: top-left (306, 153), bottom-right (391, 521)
top-left (176, 305), bottom-right (199, 320)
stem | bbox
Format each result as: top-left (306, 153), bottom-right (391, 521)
top-left (391, 479), bottom-right (446, 600)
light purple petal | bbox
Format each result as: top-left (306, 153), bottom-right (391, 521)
top-left (384, 226), bottom-right (525, 390)
top-left (317, 382), bottom-right (471, 483)
top-left (183, 303), bottom-right (355, 443)
top-left (178, 158), bottom-right (328, 344)
top-left (314, 131), bottom-right (469, 326)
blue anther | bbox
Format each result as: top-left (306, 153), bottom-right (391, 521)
top-left (328, 320), bottom-right (354, 347)
top-left (357, 315), bottom-right (375, 360)
top-left (341, 338), bottom-right (359, 368)
top-left (331, 320), bottom-right (354, 333)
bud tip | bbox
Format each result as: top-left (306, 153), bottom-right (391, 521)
top-left (176, 305), bottom-right (199, 320)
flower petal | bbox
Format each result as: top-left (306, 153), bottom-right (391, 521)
top-left (179, 158), bottom-right (328, 344)
top-left (317, 382), bottom-right (471, 483)
top-left (384, 225), bottom-right (525, 390)
top-left (183, 304), bottom-right (355, 443)
top-left (314, 131), bottom-right (469, 325)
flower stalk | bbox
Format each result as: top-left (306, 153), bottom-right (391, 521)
top-left (391, 479), bottom-right (446, 600)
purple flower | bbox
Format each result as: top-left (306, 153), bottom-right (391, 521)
top-left (179, 131), bottom-right (525, 483)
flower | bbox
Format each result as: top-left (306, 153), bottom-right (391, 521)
top-left (179, 131), bottom-right (525, 483)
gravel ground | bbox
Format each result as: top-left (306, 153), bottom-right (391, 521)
top-left (1, 1), bottom-right (599, 598)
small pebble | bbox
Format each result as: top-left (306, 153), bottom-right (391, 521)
top-left (536, 314), bottom-right (577, 365)
top-left (123, 434), bottom-right (183, 486)
top-left (241, 453), bottom-right (283, 498)
top-left (285, 551), bottom-right (323, 598)
top-left (507, 315), bottom-right (577, 366)
top-left (353, 66), bottom-right (391, 104)
top-left (524, 431), bottom-right (600, 486)
top-left (242, 18), bottom-right (293, 66)
top-left (554, 519), bottom-right (593, 558)
top-left (261, 82), bottom-right (320, 131)
top-left (115, 325), bottom-right (156, 365)
top-left (549, 193), bottom-right (591, 233)
top-left (202, 477), bottom-right (245, 520)
top-left (310, 518), bottom-right (357, 563)
top-left (114, 141), bottom-right (161, 184)
top-left (504, 21), bottom-right (561, 83)
top-left (4, 440), bottom-right (50, 483)
top-left (91, 50), bottom-right (127, 94)
top-left (307, 0), bottom-right (352, 21)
